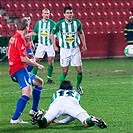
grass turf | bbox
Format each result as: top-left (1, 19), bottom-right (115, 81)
top-left (0, 58), bottom-right (132, 133)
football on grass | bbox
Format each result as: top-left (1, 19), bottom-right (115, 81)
top-left (124, 45), bottom-right (133, 57)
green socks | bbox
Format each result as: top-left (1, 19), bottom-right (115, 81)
top-left (60, 73), bottom-right (67, 84)
top-left (60, 72), bottom-right (82, 87)
top-left (32, 66), bottom-right (38, 75)
top-left (47, 65), bottom-right (53, 80)
top-left (38, 117), bottom-right (47, 128)
top-left (32, 65), bottom-right (54, 80)
top-left (86, 118), bottom-right (94, 127)
top-left (76, 72), bottom-right (83, 88)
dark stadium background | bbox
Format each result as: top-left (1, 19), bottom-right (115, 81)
top-left (0, 0), bottom-right (133, 59)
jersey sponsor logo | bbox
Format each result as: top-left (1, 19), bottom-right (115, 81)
top-left (40, 31), bottom-right (47, 37)
top-left (63, 31), bottom-right (77, 36)
top-left (41, 28), bottom-right (50, 32)
top-left (66, 36), bottom-right (74, 43)
top-left (40, 28), bottom-right (50, 38)
top-left (63, 32), bottom-right (76, 43)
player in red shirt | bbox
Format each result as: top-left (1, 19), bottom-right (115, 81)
top-left (7, 18), bottom-right (44, 124)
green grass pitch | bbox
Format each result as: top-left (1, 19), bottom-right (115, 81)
top-left (0, 58), bottom-right (132, 133)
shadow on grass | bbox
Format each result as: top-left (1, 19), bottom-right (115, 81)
top-left (1, 124), bottom-right (94, 133)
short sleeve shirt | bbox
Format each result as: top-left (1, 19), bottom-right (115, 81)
top-left (8, 31), bottom-right (26, 75)
top-left (52, 18), bottom-right (82, 49)
top-left (50, 89), bottom-right (80, 105)
top-left (33, 19), bottom-right (55, 46)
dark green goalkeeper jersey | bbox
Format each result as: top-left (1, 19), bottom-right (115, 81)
top-left (52, 18), bottom-right (83, 49)
top-left (33, 19), bottom-right (55, 46)
top-left (50, 89), bottom-right (80, 105)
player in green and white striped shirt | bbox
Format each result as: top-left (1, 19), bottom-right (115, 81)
top-left (50, 85), bottom-right (80, 104)
top-left (31, 8), bottom-right (56, 84)
top-left (51, 6), bottom-right (87, 94)
top-left (31, 80), bottom-right (107, 129)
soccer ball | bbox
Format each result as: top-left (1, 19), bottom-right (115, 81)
top-left (124, 45), bottom-right (133, 57)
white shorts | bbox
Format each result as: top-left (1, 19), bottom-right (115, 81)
top-left (44, 96), bottom-right (88, 123)
top-left (35, 44), bottom-right (55, 58)
top-left (60, 46), bottom-right (82, 67)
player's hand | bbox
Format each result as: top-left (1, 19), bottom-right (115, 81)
top-left (53, 45), bottom-right (59, 52)
top-left (37, 64), bottom-right (44, 71)
top-left (30, 32), bottom-right (36, 36)
top-left (82, 45), bottom-right (87, 54)
top-left (25, 32), bottom-right (36, 37)
top-left (53, 119), bottom-right (60, 123)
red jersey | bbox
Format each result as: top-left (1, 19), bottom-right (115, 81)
top-left (25, 25), bottom-right (33, 50)
top-left (8, 31), bottom-right (27, 75)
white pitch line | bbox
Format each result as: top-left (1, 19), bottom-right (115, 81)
top-left (0, 87), bottom-right (59, 95)
top-left (0, 81), bottom-right (132, 95)
top-left (88, 81), bottom-right (132, 87)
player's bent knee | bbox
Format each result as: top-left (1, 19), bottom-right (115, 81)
top-left (22, 86), bottom-right (32, 97)
top-left (33, 76), bottom-right (44, 87)
top-left (38, 78), bottom-right (44, 87)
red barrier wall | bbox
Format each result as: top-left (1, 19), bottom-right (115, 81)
top-left (0, 33), bottom-right (127, 62)
top-left (81, 33), bottom-right (127, 58)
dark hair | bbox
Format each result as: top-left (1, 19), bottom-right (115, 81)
top-left (24, 16), bottom-right (31, 20)
top-left (63, 6), bottom-right (73, 13)
top-left (59, 80), bottom-right (73, 90)
top-left (16, 18), bottom-right (28, 30)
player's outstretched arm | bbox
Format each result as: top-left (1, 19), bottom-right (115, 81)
top-left (53, 116), bottom-right (76, 124)
top-left (25, 32), bottom-right (36, 37)
top-left (21, 56), bottom-right (44, 71)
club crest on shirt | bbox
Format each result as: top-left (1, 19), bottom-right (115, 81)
top-left (9, 37), bottom-right (15, 44)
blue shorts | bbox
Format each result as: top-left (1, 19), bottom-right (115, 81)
top-left (26, 48), bottom-right (34, 57)
top-left (11, 68), bottom-right (36, 90)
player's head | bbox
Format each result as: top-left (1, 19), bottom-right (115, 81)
top-left (59, 80), bottom-right (73, 90)
top-left (129, 16), bottom-right (133, 23)
top-left (63, 6), bottom-right (73, 22)
top-left (24, 16), bottom-right (31, 26)
top-left (42, 8), bottom-right (50, 21)
top-left (16, 18), bottom-right (28, 30)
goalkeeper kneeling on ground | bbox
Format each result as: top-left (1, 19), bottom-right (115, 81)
top-left (32, 80), bottom-right (107, 129)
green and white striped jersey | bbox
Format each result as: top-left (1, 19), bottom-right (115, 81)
top-left (33, 19), bottom-right (55, 46)
top-left (52, 18), bottom-right (82, 49)
top-left (50, 89), bottom-right (80, 104)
